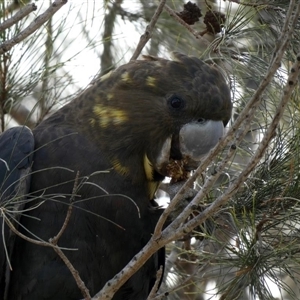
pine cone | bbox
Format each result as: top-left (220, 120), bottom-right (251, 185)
top-left (177, 1), bottom-right (202, 25)
top-left (204, 10), bottom-right (226, 34)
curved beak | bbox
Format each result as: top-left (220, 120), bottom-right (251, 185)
top-left (154, 120), bottom-right (224, 177)
top-left (179, 120), bottom-right (224, 162)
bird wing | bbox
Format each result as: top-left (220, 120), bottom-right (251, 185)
top-left (0, 126), bottom-right (34, 300)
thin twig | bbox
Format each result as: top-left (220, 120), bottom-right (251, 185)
top-left (225, 0), bottom-right (286, 11)
top-left (38, 12), bottom-right (54, 121)
top-left (130, 0), bottom-right (167, 61)
top-left (2, 213), bottom-right (56, 247)
top-left (147, 266), bottom-right (164, 299)
top-left (49, 171), bottom-right (91, 299)
top-left (153, 243), bottom-right (227, 299)
top-left (50, 171), bottom-right (79, 245)
top-left (0, 0), bottom-right (68, 54)
top-left (52, 246), bottom-right (91, 299)
top-left (0, 3), bottom-right (37, 32)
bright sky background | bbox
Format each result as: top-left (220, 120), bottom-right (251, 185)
top-left (55, 1), bottom-right (144, 89)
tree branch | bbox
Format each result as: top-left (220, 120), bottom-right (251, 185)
top-left (0, 3), bottom-right (37, 32)
top-left (147, 266), bottom-right (164, 299)
top-left (0, 0), bottom-right (68, 55)
top-left (130, 0), bottom-right (167, 61)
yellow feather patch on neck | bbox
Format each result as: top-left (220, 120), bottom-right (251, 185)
top-left (148, 181), bottom-right (160, 201)
top-left (144, 154), bottom-right (154, 182)
top-left (144, 154), bottom-right (160, 199)
top-left (111, 157), bottom-right (130, 176)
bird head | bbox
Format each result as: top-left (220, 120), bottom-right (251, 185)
top-left (81, 52), bottom-right (232, 197)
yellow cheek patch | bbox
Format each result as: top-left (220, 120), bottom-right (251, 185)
top-left (148, 181), bottom-right (160, 200)
top-left (146, 76), bottom-right (156, 87)
top-left (111, 158), bottom-right (130, 176)
top-left (93, 104), bottom-right (128, 128)
top-left (144, 154), bottom-right (160, 199)
top-left (144, 154), bottom-right (154, 181)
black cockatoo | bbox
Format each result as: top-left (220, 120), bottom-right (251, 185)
top-left (0, 53), bottom-right (231, 300)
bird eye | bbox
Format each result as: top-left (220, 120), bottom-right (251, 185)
top-left (168, 95), bottom-right (185, 110)
top-left (197, 118), bottom-right (206, 124)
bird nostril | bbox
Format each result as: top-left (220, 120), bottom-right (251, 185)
top-left (197, 118), bottom-right (206, 124)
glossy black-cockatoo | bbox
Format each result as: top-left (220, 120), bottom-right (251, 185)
top-left (0, 52), bottom-right (231, 300)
